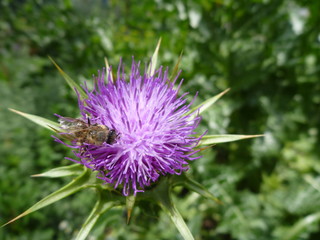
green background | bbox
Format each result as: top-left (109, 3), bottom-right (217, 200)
top-left (1, 0), bottom-right (319, 239)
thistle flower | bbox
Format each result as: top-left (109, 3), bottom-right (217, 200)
top-left (55, 61), bottom-right (203, 196)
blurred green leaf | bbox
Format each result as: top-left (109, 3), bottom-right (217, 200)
top-left (284, 212), bottom-right (320, 240)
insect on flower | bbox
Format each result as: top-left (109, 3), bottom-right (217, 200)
top-left (58, 116), bottom-right (117, 146)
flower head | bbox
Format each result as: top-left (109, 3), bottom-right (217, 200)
top-left (55, 60), bottom-right (203, 195)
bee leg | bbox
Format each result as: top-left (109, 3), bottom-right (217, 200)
top-left (78, 139), bottom-right (86, 156)
top-left (80, 145), bottom-right (88, 156)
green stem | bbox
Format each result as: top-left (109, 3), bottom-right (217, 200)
top-left (153, 179), bottom-right (195, 240)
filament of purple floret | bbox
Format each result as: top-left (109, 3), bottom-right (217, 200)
top-left (64, 157), bottom-right (81, 164)
top-left (52, 135), bottom-right (80, 149)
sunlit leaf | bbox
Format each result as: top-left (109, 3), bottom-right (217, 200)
top-left (9, 108), bottom-right (61, 131)
top-left (48, 56), bottom-right (87, 100)
top-left (147, 38), bottom-right (161, 77)
top-left (2, 169), bottom-right (91, 227)
top-left (199, 134), bottom-right (264, 146)
top-left (32, 164), bottom-right (84, 178)
top-left (304, 175), bottom-right (320, 193)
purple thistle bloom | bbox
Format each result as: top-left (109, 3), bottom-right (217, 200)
top-left (55, 60), bottom-right (203, 196)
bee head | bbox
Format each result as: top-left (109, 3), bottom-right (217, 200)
top-left (106, 130), bottom-right (117, 144)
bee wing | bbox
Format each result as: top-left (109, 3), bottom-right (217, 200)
top-left (58, 117), bottom-right (87, 130)
top-left (58, 116), bottom-right (79, 122)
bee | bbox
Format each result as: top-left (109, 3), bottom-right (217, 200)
top-left (58, 117), bottom-right (117, 146)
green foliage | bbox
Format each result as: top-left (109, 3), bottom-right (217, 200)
top-left (1, 0), bottom-right (319, 239)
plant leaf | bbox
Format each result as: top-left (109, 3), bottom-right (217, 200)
top-left (187, 88), bottom-right (230, 119)
top-left (199, 134), bottom-right (264, 146)
top-left (9, 108), bottom-right (61, 131)
top-left (147, 38), bottom-right (161, 77)
top-left (75, 190), bottom-right (115, 240)
top-left (48, 56), bottom-right (87, 100)
top-left (284, 212), bottom-right (320, 240)
top-left (31, 164), bottom-right (84, 178)
top-left (2, 169), bottom-right (91, 227)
